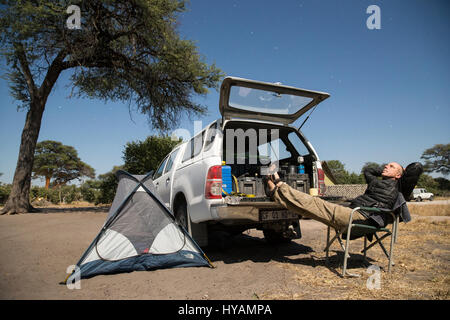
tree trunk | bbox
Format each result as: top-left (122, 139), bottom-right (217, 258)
top-left (45, 176), bottom-right (51, 190)
top-left (0, 99), bottom-right (45, 215)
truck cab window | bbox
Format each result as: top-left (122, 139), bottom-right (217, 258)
top-left (164, 149), bottom-right (179, 174)
top-left (153, 156), bottom-right (168, 179)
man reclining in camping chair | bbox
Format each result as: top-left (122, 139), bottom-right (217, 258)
top-left (264, 161), bottom-right (422, 275)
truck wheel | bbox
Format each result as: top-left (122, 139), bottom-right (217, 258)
top-left (263, 229), bottom-right (292, 244)
top-left (175, 202), bottom-right (188, 230)
top-left (417, 197), bottom-right (422, 202)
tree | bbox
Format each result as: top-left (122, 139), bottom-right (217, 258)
top-left (361, 162), bottom-right (383, 174)
top-left (123, 135), bottom-right (181, 174)
top-left (96, 165), bottom-right (124, 204)
top-left (346, 172), bottom-right (365, 184)
top-left (32, 140), bottom-right (95, 189)
top-left (434, 177), bottom-right (450, 192)
top-left (325, 160), bottom-right (365, 184)
top-left (421, 143), bottom-right (450, 176)
top-left (325, 160), bottom-right (349, 184)
top-left (0, 0), bottom-right (222, 214)
top-left (416, 173), bottom-right (439, 195)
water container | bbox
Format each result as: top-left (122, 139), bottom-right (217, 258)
top-left (289, 165), bottom-right (297, 174)
top-left (221, 161), bottom-right (233, 196)
top-left (298, 164), bottom-right (305, 174)
top-left (297, 156), bottom-right (305, 174)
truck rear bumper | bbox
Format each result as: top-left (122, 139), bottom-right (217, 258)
top-left (211, 201), bottom-right (298, 222)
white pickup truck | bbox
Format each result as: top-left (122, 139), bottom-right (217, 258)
top-left (152, 77), bottom-right (330, 246)
top-left (412, 188), bottom-right (434, 201)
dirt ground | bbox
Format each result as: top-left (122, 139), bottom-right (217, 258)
top-left (0, 204), bottom-right (449, 300)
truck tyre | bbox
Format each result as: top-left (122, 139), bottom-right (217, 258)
top-left (417, 197), bottom-right (422, 202)
top-left (263, 229), bottom-right (292, 244)
top-left (175, 201), bottom-right (188, 230)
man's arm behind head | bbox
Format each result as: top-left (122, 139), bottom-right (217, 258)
top-left (363, 166), bottom-right (383, 184)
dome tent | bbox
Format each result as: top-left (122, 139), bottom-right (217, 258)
top-left (63, 170), bottom-right (213, 284)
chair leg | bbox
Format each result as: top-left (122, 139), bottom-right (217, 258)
top-left (363, 236), bottom-right (367, 261)
top-left (342, 233), bottom-right (349, 277)
top-left (394, 215), bottom-right (400, 243)
top-left (342, 224), bottom-right (360, 277)
top-left (388, 234), bottom-right (395, 272)
top-left (388, 219), bottom-right (398, 272)
top-left (326, 226), bottom-right (330, 259)
top-left (374, 234), bottom-right (390, 258)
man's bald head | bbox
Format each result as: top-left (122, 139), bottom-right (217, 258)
top-left (382, 162), bottom-right (404, 180)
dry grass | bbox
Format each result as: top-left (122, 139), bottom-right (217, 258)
top-left (260, 212), bottom-right (450, 300)
top-left (407, 203), bottom-right (450, 217)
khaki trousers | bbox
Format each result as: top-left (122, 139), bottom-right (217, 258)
top-left (273, 183), bottom-right (367, 230)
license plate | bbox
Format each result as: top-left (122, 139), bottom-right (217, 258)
top-left (260, 210), bottom-right (298, 221)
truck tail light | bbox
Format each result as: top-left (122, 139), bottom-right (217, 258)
top-left (317, 168), bottom-right (326, 196)
top-left (205, 165), bottom-right (222, 199)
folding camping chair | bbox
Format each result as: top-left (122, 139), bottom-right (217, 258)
top-left (323, 162), bottom-right (422, 278)
top-left (324, 205), bottom-right (400, 277)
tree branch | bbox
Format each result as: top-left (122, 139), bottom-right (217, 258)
top-left (39, 49), bottom-right (68, 101)
top-left (14, 42), bottom-right (37, 98)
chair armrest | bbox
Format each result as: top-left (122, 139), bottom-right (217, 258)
top-left (358, 207), bottom-right (396, 219)
top-left (358, 207), bottom-right (392, 213)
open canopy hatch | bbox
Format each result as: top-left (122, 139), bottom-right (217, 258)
top-left (219, 77), bottom-right (330, 125)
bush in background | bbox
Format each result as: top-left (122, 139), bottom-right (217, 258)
top-left (26, 166), bottom-right (122, 206)
top-left (80, 179), bottom-right (102, 203)
top-left (30, 185), bottom-right (82, 204)
top-left (0, 183), bottom-right (12, 205)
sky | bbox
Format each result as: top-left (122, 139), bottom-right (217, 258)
top-left (0, 0), bottom-right (449, 186)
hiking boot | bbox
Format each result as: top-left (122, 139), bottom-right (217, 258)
top-left (263, 174), bottom-right (282, 199)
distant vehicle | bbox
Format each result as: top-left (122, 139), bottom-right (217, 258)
top-left (412, 188), bottom-right (434, 201)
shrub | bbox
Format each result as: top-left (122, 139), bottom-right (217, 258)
top-left (81, 180), bottom-right (102, 203)
top-left (0, 183), bottom-right (11, 205)
top-left (60, 185), bottom-right (82, 204)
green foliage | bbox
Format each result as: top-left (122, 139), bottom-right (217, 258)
top-left (325, 160), bottom-right (347, 184)
top-left (346, 172), bottom-right (365, 184)
top-left (80, 179), bottom-right (102, 203)
top-left (0, 0), bottom-right (223, 213)
top-left (416, 174), bottom-right (440, 196)
top-left (123, 135), bottom-right (181, 174)
top-left (415, 174), bottom-right (450, 197)
top-left (325, 160), bottom-right (365, 184)
top-left (32, 140), bottom-right (95, 187)
top-left (0, 183), bottom-right (12, 205)
top-left (361, 162), bottom-right (383, 173)
top-left (28, 167), bottom-right (123, 205)
top-left (95, 165), bottom-right (124, 204)
top-left (434, 177), bottom-right (450, 192)
top-left (61, 185), bottom-right (83, 203)
top-left (0, 0), bottom-right (223, 130)
top-left (421, 143), bottom-right (450, 176)
top-left (29, 185), bottom-right (70, 204)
